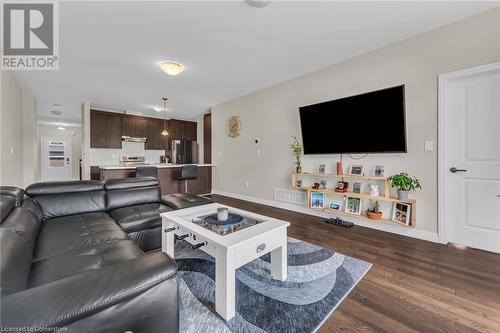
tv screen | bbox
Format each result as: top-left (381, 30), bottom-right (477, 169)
top-left (299, 85), bottom-right (407, 155)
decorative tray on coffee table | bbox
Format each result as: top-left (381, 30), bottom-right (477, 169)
top-left (192, 212), bottom-right (264, 235)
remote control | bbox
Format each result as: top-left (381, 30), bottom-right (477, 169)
top-left (325, 217), bottom-right (354, 228)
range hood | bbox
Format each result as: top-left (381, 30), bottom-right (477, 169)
top-left (121, 136), bottom-right (147, 143)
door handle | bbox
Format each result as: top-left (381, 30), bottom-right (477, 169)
top-left (450, 167), bottom-right (467, 173)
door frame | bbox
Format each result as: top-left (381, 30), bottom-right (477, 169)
top-left (437, 61), bottom-right (500, 244)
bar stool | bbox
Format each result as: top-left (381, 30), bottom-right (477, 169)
top-left (136, 165), bottom-right (158, 178)
top-left (177, 165), bottom-right (198, 193)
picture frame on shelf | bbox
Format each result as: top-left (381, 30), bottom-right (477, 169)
top-left (345, 196), bottom-right (362, 215)
top-left (319, 164), bottom-right (326, 174)
top-left (375, 165), bottom-right (385, 177)
top-left (310, 192), bottom-right (325, 209)
top-left (352, 181), bottom-right (362, 193)
top-left (392, 202), bottom-right (411, 225)
top-left (349, 165), bottom-right (364, 176)
top-left (329, 202), bottom-right (340, 211)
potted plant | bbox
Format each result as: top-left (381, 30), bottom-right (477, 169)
top-left (290, 136), bottom-right (303, 173)
top-left (366, 201), bottom-right (382, 220)
top-left (388, 172), bottom-right (422, 200)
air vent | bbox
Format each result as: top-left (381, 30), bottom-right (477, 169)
top-left (274, 188), bottom-right (306, 205)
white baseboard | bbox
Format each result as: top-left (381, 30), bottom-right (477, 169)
top-left (211, 189), bottom-right (442, 244)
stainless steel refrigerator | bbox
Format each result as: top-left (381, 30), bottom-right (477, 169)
top-left (171, 140), bottom-right (198, 164)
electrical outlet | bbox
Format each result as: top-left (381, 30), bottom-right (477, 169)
top-left (424, 141), bottom-right (434, 151)
top-left (10, 147), bottom-right (14, 155)
top-left (256, 148), bottom-right (261, 155)
top-left (245, 181), bottom-right (249, 187)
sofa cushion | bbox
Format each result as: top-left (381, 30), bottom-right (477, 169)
top-left (29, 240), bottom-right (143, 287)
top-left (0, 186), bottom-right (25, 206)
top-left (34, 212), bottom-right (127, 261)
top-left (21, 198), bottom-right (43, 221)
top-left (26, 180), bottom-right (107, 219)
top-left (110, 203), bottom-right (172, 233)
top-left (26, 180), bottom-right (104, 196)
top-left (104, 177), bottom-right (159, 190)
top-left (107, 187), bottom-right (161, 211)
top-left (0, 196), bottom-right (16, 223)
top-left (161, 193), bottom-right (213, 210)
top-left (1, 207), bottom-right (41, 247)
top-left (0, 229), bottom-right (32, 296)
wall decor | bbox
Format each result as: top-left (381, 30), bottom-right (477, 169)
top-left (392, 202), bottom-right (412, 225)
top-left (290, 136), bottom-right (303, 173)
top-left (310, 192), bottom-right (325, 209)
top-left (349, 165), bottom-right (364, 176)
top-left (329, 203), bottom-right (340, 211)
top-left (345, 196), bottom-right (362, 215)
top-left (296, 178), bottom-right (303, 187)
top-left (227, 116), bottom-right (241, 137)
top-left (334, 181), bottom-right (349, 193)
top-left (369, 184), bottom-right (379, 196)
top-left (320, 180), bottom-right (327, 189)
top-left (319, 164), bottom-right (326, 174)
top-left (312, 182), bottom-right (320, 189)
top-left (374, 165), bottom-right (385, 177)
top-left (352, 182), bottom-right (362, 194)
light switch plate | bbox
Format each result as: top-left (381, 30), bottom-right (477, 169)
top-left (424, 141), bottom-right (434, 151)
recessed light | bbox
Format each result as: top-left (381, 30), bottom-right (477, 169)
top-left (159, 61), bottom-right (185, 76)
top-left (57, 126), bottom-right (66, 130)
top-left (153, 106), bottom-right (163, 112)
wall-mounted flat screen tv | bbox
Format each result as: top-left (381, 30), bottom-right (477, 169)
top-left (299, 85), bottom-right (407, 155)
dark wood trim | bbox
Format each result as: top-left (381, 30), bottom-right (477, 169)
top-left (209, 194), bottom-right (500, 333)
top-left (203, 113), bottom-right (212, 164)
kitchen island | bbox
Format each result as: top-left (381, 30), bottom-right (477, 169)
top-left (93, 164), bottom-right (213, 195)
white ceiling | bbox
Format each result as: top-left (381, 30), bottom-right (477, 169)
top-left (13, 1), bottom-right (498, 123)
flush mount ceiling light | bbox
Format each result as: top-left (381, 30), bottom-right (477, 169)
top-left (160, 97), bottom-right (169, 136)
top-left (245, 0), bottom-right (272, 8)
top-left (51, 110), bottom-right (62, 116)
top-left (153, 106), bottom-right (162, 112)
top-left (159, 61), bottom-right (185, 76)
top-left (57, 126), bottom-right (66, 130)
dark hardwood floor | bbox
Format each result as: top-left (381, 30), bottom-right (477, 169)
top-left (210, 194), bottom-right (500, 333)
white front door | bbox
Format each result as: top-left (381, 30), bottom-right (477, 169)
top-left (439, 62), bottom-right (500, 253)
top-left (41, 137), bottom-right (72, 181)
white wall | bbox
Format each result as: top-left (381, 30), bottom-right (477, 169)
top-left (38, 124), bottom-right (82, 180)
top-left (212, 8), bottom-right (500, 236)
top-left (1, 71), bottom-right (24, 187)
top-left (22, 92), bottom-right (37, 186)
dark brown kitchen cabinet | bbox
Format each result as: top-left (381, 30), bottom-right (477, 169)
top-left (146, 118), bottom-right (168, 150)
top-left (90, 111), bottom-right (122, 148)
top-left (122, 116), bottom-right (147, 138)
top-left (185, 121), bottom-right (197, 141)
top-left (168, 119), bottom-right (197, 141)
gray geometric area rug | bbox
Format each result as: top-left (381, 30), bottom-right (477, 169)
top-left (176, 237), bottom-right (372, 333)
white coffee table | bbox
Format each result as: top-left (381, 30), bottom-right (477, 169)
top-left (161, 203), bottom-right (289, 320)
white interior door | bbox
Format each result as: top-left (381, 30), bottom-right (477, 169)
top-left (439, 62), bottom-right (500, 253)
top-left (41, 137), bottom-right (72, 181)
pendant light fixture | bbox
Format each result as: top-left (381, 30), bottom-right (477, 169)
top-left (161, 97), bottom-right (169, 136)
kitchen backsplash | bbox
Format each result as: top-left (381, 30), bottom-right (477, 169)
top-left (89, 141), bottom-right (164, 165)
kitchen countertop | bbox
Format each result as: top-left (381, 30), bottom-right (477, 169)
top-left (99, 163), bottom-right (214, 170)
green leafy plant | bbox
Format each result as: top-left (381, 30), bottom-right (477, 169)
top-left (290, 136), bottom-right (303, 169)
top-left (388, 172), bottom-right (422, 191)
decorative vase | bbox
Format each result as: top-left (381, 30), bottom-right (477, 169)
top-left (366, 211), bottom-right (383, 220)
top-left (398, 190), bottom-right (409, 200)
top-left (296, 166), bottom-right (302, 173)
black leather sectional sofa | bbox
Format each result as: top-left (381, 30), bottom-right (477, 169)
top-left (0, 177), bottom-right (212, 332)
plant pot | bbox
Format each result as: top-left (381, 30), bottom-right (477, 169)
top-left (366, 211), bottom-right (383, 220)
top-left (296, 166), bottom-right (302, 173)
top-left (398, 190), bottom-right (409, 200)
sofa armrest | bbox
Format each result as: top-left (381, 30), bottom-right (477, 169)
top-left (1, 252), bottom-right (177, 330)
